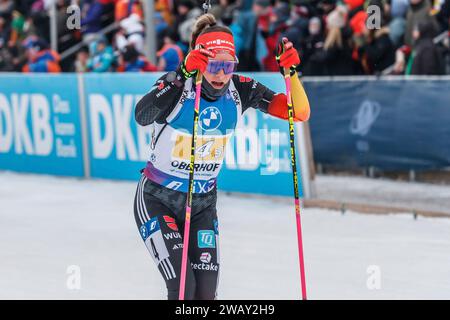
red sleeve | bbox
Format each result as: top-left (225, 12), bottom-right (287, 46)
top-left (267, 94), bottom-right (304, 122)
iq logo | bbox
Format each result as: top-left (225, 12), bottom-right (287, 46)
top-left (198, 230), bottom-right (216, 248)
top-left (199, 106), bottom-right (222, 131)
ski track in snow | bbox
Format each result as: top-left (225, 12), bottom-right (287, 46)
top-left (0, 171), bottom-right (449, 300)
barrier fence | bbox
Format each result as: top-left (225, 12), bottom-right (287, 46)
top-left (2, 73), bottom-right (449, 197)
top-left (0, 73), bottom-right (307, 197)
top-left (303, 76), bottom-right (450, 171)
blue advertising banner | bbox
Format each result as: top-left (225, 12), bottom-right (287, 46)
top-left (4, 72), bottom-right (449, 195)
top-left (82, 72), bottom-right (303, 196)
top-left (0, 74), bottom-right (84, 176)
top-left (304, 78), bottom-right (450, 170)
top-left (82, 73), bottom-right (154, 180)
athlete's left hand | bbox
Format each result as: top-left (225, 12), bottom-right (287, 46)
top-left (276, 37), bottom-right (300, 75)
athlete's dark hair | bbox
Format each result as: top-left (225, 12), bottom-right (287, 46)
top-left (190, 13), bottom-right (233, 50)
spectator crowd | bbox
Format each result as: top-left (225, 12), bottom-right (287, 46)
top-left (0, 0), bottom-right (449, 75)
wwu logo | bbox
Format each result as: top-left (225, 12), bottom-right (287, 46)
top-left (164, 232), bottom-right (181, 240)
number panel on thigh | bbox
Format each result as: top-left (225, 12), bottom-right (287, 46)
top-left (140, 217), bottom-right (170, 264)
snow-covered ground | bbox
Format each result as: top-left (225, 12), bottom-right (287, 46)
top-left (315, 174), bottom-right (450, 214)
top-left (1, 172), bottom-right (450, 300)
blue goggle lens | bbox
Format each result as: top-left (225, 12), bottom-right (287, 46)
top-left (207, 60), bottom-right (238, 75)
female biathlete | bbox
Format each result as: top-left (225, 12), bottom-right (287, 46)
top-left (133, 13), bottom-right (310, 300)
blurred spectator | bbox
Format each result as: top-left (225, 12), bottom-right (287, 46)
top-left (177, 1), bottom-right (202, 50)
top-left (318, 5), bottom-right (358, 75)
top-left (389, 15), bottom-right (407, 47)
top-left (155, 0), bottom-right (173, 26)
top-left (74, 46), bottom-right (89, 72)
top-left (0, 15), bottom-right (9, 46)
top-left (391, 0), bottom-right (410, 18)
top-left (254, 0), bottom-right (276, 71)
top-left (301, 16), bottom-right (326, 75)
top-left (221, 2), bottom-right (244, 56)
top-left (172, 0), bottom-right (195, 39)
top-left (404, 0), bottom-right (439, 47)
top-left (9, 9), bottom-right (26, 47)
top-left (22, 36), bottom-right (61, 72)
top-left (115, 13), bottom-right (145, 53)
top-left (81, 0), bottom-right (105, 43)
top-left (388, 0), bottom-right (409, 46)
top-left (408, 19), bottom-right (445, 74)
top-left (117, 43), bottom-right (157, 72)
top-left (29, 1), bottom-right (50, 42)
top-left (264, 0), bottom-right (290, 71)
top-left (284, 0), bottom-right (310, 53)
top-left (0, 0), bottom-right (448, 74)
top-left (86, 36), bottom-right (115, 72)
top-left (436, 0), bottom-right (450, 30)
top-left (115, 0), bottom-right (144, 21)
top-left (253, 0), bottom-right (274, 36)
top-left (357, 22), bottom-right (396, 74)
top-left (0, 0), bottom-right (13, 21)
top-left (210, 0), bottom-right (238, 22)
top-left (151, 10), bottom-right (169, 52)
top-left (344, 0), bottom-right (365, 20)
top-left (317, 0), bottom-right (337, 16)
top-left (0, 15), bottom-right (14, 71)
top-left (344, 0), bottom-right (367, 36)
top-left (352, 1), bottom-right (396, 74)
top-left (218, 0), bottom-right (240, 29)
top-left (156, 28), bottom-right (184, 71)
top-left (234, 0), bottom-right (268, 71)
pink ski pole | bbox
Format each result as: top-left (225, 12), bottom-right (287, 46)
top-left (178, 71), bottom-right (203, 300)
top-left (179, 0), bottom-right (211, 300)
top-left (283, 41), bottom-right (308, 300)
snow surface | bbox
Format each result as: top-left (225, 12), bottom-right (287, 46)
top-left (315, 174), bottom-right (450, 214)
top-left (0, 172), bottom-right (450, 300)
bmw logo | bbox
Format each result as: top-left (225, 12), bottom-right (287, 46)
top-left (199, 106), bottom-right (222, 131)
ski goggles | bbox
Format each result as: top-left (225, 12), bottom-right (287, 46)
top-left (207, 59), bottom-right (239, 75)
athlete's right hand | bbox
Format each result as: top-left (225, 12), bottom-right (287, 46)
top-left (181, 48), bottom-right (216, 78)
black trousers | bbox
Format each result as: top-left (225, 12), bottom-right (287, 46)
top-left (133, 174), bottom-right (220, 300)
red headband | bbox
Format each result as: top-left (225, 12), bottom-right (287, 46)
top-left (195, 31), bottom-right (236, 58)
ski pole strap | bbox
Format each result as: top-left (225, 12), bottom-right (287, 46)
top-left (180, 59), bottom-right (196, 79)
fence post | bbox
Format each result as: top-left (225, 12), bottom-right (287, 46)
top-left (143, 0), bottom-right (157, 64)
top-left (297, 122), bottom-right (316, 199)
top-left (77, 73), bottom-right (91, 178)
top-left (50, 1), bottom-right (58, 52)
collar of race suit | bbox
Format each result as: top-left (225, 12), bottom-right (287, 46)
top-left (201, 77), bottom-right (231, 101)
